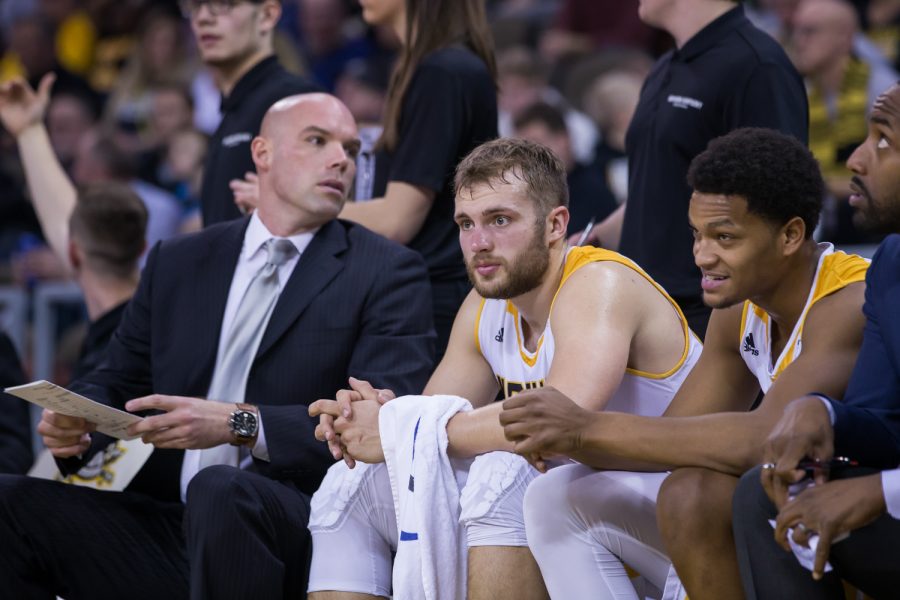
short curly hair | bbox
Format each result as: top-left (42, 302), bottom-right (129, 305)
top-left (687, 128), bottom-right (823, 238)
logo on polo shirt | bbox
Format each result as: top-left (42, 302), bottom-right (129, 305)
top-left (222, 132), bottom-right (253, 147)
top-left (667, 95), bottom-right (704, 110)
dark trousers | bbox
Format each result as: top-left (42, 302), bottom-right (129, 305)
top-left (733, 466), bottom-right (900, 600)
top-left (0, 466), bottom-right (311, 600)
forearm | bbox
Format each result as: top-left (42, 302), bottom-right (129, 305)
top-left (446, 402), bottom-right (513, 458)
top-left (340, 198), bottom-right (415, 244)
top-left (595, 203), bottom-right (624, 250)
top-left (576, 410), bottom-right (772, 475)
top-left (18, 125), bottom-right (77, 267)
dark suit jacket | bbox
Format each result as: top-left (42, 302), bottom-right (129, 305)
top-left (830, 234), bottom-right (900, 467)
top-left (65, 217), bottom-right (436, 501)
top-left (0, 332), bottom-right (32, 474)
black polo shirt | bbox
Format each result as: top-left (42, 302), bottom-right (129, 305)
top-left (72, 301), bottom-right (128, 381)
top-left (200, 56), bottom-right (320, 226)
top-left (620, 6), bottom-right (808, 300)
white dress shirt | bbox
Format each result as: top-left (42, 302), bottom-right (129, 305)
top-left (180, 213), bottom-right (316, 500)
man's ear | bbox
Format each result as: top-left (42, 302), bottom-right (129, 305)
top-left (781, 216), bottom-right (807, 256)
top-left (547, 205), bottom-right (569, 243)
top-left (251, 136), bottom-right (271, 172)
top-left (258, 0), bottom-right (282, 36)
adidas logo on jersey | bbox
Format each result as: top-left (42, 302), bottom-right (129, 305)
top-left (742, 333), bottom-right (759, 356)
top-left (495, 328), bottom-right (504, 343)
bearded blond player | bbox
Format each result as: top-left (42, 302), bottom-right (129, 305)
top-left (307, 138), bottom-right (701, 600)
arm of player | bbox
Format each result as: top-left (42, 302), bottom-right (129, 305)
top-left (339, 182), bottom-right (435, 244)
top-left (502, 303), bottom-right (759, 472)
top-left (448, 261), bottom-right (644, 458)
top-left (311, 290), bottom-right (499, 463)
top-left (0, 74), bottom-right (77, 273)
top-left (538, 283), bottom-right (865, 475)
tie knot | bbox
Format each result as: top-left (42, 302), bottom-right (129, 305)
top-left (265, 238), bottom-right (297, 267)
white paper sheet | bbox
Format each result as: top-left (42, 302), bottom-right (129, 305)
top-left (4, 380), bottom-right (143, 440)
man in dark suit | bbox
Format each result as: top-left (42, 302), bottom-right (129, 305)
top-left (0, 93), bottom-right (435, 600)
top-left (0, 332), bottom-right (32, 474)
top-left (733, 82), bottom-right (900, 599)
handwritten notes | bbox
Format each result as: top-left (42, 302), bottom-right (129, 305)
top-left (4, 380), bottom-right (143, 440)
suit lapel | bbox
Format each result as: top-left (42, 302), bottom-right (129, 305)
top-left (194, 219), bottom-right (249, 382)
top-left (255, 220), bottom-right (348, 359)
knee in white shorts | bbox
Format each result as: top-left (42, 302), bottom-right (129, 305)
top-left (459, 451), bottom-right (539, 547)
top-left (307, 462), bottom-right (397, 596)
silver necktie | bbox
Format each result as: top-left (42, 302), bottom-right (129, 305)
top-left (195, 238), bottom-right (297, 472)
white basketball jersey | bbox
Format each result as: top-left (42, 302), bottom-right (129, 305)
top-left (475, 246), bottom-right (702, 416)
top-left (738, 244), bottom-right (868, 393)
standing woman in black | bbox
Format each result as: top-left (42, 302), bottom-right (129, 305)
top-left (340, 0), bottom-right (498, 359)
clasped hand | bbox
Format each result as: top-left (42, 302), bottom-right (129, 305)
top-left (499, 386), bottom-right (590, 471)
top-left (308, 377), bottom-right (393, 468)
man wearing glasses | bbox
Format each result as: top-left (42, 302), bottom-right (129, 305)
top-left (180, 0), bottom-right (319, 226)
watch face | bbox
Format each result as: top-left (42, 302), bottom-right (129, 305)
top-left (230, 410), bottom-right (258, 438)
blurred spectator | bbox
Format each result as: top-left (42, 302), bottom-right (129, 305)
top-left (46, 90), bottom-right (99, 174)
top-left (512, 101), bottom-right (617, 237)
top-left (65, 183), bottom-right (147, 378)
top-left (0, 331), bottom-right (32, 475)
top-left (0, 13), bottom-right (97, 105)
top-left (37, 0), bottom-right (98, 76)
top-left (294, 0), bottom-right (378, 91)
top-left (791, 0), bottom-right (898, 242)
top-left (83, 0), bottom-right (144, 94)
top-left (853, 0), bottom-right (900, 71)
top-left (539, 0), bottom-right (669, 63)
top-left (497, 45), bottom-right (598, 163)
top-left (73, 130), bottom-right (182, 253)
top-left (157, 128), bottom-right (207, 230)
top-left (582, 69), bottom-right (645, 209)
top-left (336, 0), bottom-right (498, 360)
top-left (334, 55), bottom-right (390, 200)
top-left (584, 0), bottom-right (807, 347)
top-left (180, 0), bottom-right (319, 225)
top-left (103, 10), bottom-right (197, 150)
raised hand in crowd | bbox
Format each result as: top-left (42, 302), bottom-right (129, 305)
top-left (0, 73), bottom-right (54, 137)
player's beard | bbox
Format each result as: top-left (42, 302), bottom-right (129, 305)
top-left (467, 223), bottom-right (549, 299)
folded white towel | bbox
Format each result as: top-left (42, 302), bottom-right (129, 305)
top-left (380, 394), bottom-right (472, 600)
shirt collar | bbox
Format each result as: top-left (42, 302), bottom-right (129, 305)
top-left (676, 5), bottom-right (747, 62)
top-left (244, 211), bottom-right (317, 261)
top-left (220, 55), bottom-right (280, 112)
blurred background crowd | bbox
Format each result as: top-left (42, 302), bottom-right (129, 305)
top-left (0, 0), bottom-right (897, 382)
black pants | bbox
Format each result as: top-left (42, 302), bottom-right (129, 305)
top-left (733, 466), bottom-right (900, 600)
top-left (0, 466), bottom-right (311, 600)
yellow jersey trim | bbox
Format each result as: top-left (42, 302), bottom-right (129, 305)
top-left (474, 298), bottom-right (486, 356)
top-left (555, 246), bottom-right (693, 380)
top-left (506, 301), bottom-right (544, 368)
